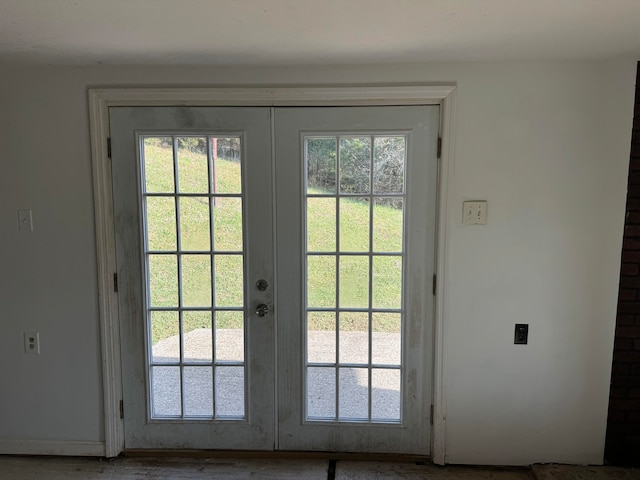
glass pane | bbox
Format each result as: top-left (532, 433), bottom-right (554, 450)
top-left (215, 366), bottom-right (245, 417)
top-left (177, 136), bottom-right (209, 193)
top-left (179, 197), bottom-right (210, 251)
top-left (183, 311), bottom-right (212, 363)
top-left (373, 136), bottom-right (405, 194)
top-left (372, 313), bottom-right (401, 365)
top-left (148, 255), bottom-right (178, 307)
top-left (339, 312), bottom-right (369, 365)
top-left (150, 311), bottom-right (179, 363)
top-left (339, 256), bottom-right (369, 308)
top-left (339, 197), bottom-right (369, 252)
top-left (212, 137), bottom-right (242, 194)
top-left (143, 137), bottom-right (174, 193)
top-left (184, 367), bottom-right (214, 417)
top-left (214, 255), bottom-right (244, 307)
top-left (307, 255), bottom-right (336, 308)
top-left (215, 311), bottom-right (244, 362)
top-left (307, 197), bottom-right (336, 252)
top-left (151, 366), bottom-right (181, 417)
top-left (213, 197), bottom-right (243, 252)
top-left (371, 368), bottom-right (401, 421)
top-left (181, 255), bottom-right (212, 307)
top-left (339, 367), bottom-right (368, 420)
top-left (146, 197), bottom-right (176, 251)
top-left (306, 137), bottom-right (337, 194)
top-left (372, 256), bottom-right (402, 309)
top-left (339, 137), bottom-right (371, 194)
top-left (373, 198), bottom-right (403, 253)
top-left (307, 312), bottom-right (336, 364)
top-left (307, 367), bottom-right (336, 419)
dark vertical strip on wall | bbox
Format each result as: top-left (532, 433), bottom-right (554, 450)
top-left (606, 61), bottom-right (640, 467)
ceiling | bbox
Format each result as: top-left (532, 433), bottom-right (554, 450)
top-left (1, 0), bottom-right (640, 67)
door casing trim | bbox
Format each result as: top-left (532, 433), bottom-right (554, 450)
top-left (88, 85), bottom-right (457, 463)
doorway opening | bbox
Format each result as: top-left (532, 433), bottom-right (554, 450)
top-left (88, 86), bottom-right (456, 461)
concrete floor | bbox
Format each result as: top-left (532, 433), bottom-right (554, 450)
top-left (0, 456), bottom-right (638, 480)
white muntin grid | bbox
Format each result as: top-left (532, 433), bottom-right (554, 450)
top-left (138, 134), bottom-right (247, 421)
top-left (303, 134), bottom-right (407, 424)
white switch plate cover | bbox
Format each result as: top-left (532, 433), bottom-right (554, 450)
top-left (24, 331), bottom-right (40, 355)
top-left (18, 209), bottom-right (33, 231)
top-left (463, 201), bottom-right (488, 225)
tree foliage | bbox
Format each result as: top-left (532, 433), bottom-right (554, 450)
top-left (306, 136), bottom-right (405, 208)
top-left (172, 137), bottom-right (241, 161)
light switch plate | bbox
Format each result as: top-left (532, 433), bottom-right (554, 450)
top-left (18, 209), bottom-right (33, 231)
top-left (463, 201), bottom-right (487, 225)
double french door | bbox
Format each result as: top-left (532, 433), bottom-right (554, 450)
top-left (110, 105), bottom-right (438, 454)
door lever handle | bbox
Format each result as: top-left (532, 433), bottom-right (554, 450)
top-left (255, 304), bottom-right (269, 317)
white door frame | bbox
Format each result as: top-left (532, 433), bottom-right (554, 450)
top-left (88, 85), bottom-right (457, 463)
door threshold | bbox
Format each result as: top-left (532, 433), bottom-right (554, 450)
top-left (123, 449), bottom-right (431, 463)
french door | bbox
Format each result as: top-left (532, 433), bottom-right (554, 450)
top-left (110, 105), bottom-right (438, 454)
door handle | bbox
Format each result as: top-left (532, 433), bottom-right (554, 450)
top-left (255, 304), bottom-right (269, 317)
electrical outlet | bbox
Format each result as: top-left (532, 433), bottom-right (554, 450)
top-left (514, 324), bottom-right (528, 345)
top-left (24, 332), bottom-right (40, 355)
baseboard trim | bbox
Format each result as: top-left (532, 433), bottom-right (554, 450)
top-left (0, 439), bottom-right (106, 457)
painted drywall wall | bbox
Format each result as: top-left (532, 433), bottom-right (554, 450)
top-left (0, 61), bottom-right (635, 463)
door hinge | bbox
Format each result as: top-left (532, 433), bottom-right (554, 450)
top-left (430, 405), bottom-right (434, 425)
top-left (432, 274), bottom-right (437, 295)
top-left (119, 400), bottom-right (124, 419)
top-left (107, 137), bottom-right (112, 159)
top-left (113, 273), bottom-right (118, 293)
top-left (437, 136), bottom-right (442, 159)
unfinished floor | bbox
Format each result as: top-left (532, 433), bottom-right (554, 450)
top-left (1, 456), bottom-right (638, 480)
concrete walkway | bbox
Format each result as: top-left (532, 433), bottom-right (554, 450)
top-left (152, 328), bottom-right (402, 419)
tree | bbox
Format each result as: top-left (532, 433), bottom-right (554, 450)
top-left (306, 136), bottom-right (405, 208)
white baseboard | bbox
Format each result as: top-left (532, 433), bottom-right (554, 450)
top-left (0, 439), bottom-right (106, 457)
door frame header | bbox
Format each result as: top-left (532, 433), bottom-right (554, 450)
top-left (90, 85), bottom-right (454, 107)
top-left (88, 85), bottom-right (457, 463)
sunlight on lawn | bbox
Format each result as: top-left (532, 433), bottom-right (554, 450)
top-left (142, 140), bottom-right (404, 344)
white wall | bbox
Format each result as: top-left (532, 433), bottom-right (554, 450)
top-left (0, 61), bottom-right (635, 463)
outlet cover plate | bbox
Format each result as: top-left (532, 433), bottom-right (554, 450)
top-left (24, 331), bottom-right (40, 355)
top-left (514, 324), bottom-right (529, 344)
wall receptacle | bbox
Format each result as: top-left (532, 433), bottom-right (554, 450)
top-left (24, 332), bottom-right (40, 355)
top-left (514, 324), bottom-right (528, 345)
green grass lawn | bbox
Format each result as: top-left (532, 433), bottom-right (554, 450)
top-left (142, 139), bottom-right (403, 344)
